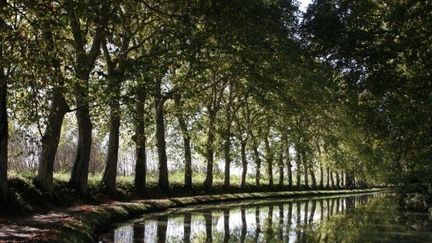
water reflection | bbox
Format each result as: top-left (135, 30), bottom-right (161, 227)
top-left (101, 193), bottom-right (432, 242)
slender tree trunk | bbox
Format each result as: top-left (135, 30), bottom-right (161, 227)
top-left (302, 149), bottom-right (309, 187)
top-left (286, 146), bottom-right (293, 187)
top-left (134, 85), bottom-right (146, 191)
top-left (174, 96), bottom-right (192, 189)
top-left (70, 71), bottom-right (93, 195)
top-left (251, 134), bottom-right (261, 186)
top-left (330, 170), bottom-right (335, 188)
top-left (326, 167), bottom-right (330, 188)
top-left (154, 79), bottom-right (169, 190)
top-left (278, 148), bottom-right (284, 186)
top-left (240, 139), bottom-right (248, 188)
top-left (310, 167), bottom-right (317, 188)
top-left (0, 41), bottom-right (7, 200)
top-left (102, 78), bottom-right (121, 193)
top-left (296, 148), bottom-right (301, 188)
top-left (204, 110), bottom-right (216, 189)
top-left (37, 88), bottom-right (68, 191)
top-left (265, 137), bottom-right (273, 186)
top-left (335, 171), bottom-right (340, 189)
top-left (319, 165), bottom-right (324, 188)
top-left (223, 113), bottom-right (232, 188)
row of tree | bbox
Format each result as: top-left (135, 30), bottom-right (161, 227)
top-left (1, 0), bottom-right (429, 200)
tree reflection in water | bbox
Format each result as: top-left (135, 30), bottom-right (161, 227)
top-left (102, 193), bottom-right (432, 242)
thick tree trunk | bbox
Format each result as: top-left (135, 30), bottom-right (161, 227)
top-left (204, 111), bottom-right (216, 189)
top-left (265, 137), bottom-right (273, 186)
top-left (0, 46), bottom-right (7, 200)
top-left (37, 88), bottom-right (68, 191)
top-left (70, 73), bottom-right (92, 195)
top-left (102, 78), bottom-right (121, 193)
top-left (134, 86), bottom-right (146, 191)
top-left (278, 149), bottom-right (284, 186)
top-left (154, 79), bottom-right (169, 190)
top-left (174, 96), bottom-right (192, 189)
top-left (240, 140), bottom-right (248, 188)
top-left (37, 24), bottom-right (69, 192)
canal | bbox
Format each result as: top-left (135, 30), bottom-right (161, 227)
top-left (100, 192), bottom-right (432, 242)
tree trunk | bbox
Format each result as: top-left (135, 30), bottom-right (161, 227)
top-left (70, 72), bottom-right (92, 195)
top-left (154, 79), bottom-right (169, 191)
top-left (278, 148), bottom-right (284, 186)
top-left (223, 116), bottom-right (232, 188)
top-left (204, 110), bottom-right (216, 189)
top-left (0, 43), bottom-right (7, 200)
top-left (346, 171), bottom-right (355, 189)
top-left (286, 146), bottom-right (293, 187)
top-left (326, 167), bottom-right (330, 188)
top-left (37, 24), bottom-right (69, 192)
top-left (134, 85), bottom-right (146, 191)
top-left (102, 78), bottom-right (121, 193)
top-left (223, 209), bottom-right (230, 243)
top-left (251, 134), bottom-right (261, 186)
top-left (301, 148), bottom-right (309, 187)
top-left (335, 171), bottom-right (340, 189)
top-left (174, 96), bottom-right (192, 189)
top-left (37, 88), bottom-right (68, 191)
top-left (319, 164), bottom-right (324, 188)
top-left (240, 139), bottom-right (248, 188)
top-left (310, 167), bottom-right (317, 188)
top-left (330, 170), bottom-right (335, 188)
top-left (265, 137), bottom-right (273, 186)
top-left (296, 148), bottom-right (301, 188)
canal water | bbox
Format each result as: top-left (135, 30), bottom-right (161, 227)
top-left (100, 192), bottom-right (432, 242)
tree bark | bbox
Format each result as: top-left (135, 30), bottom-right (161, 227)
top-left (265, 136), bottom-right (273, 186)
top-left (204, 110), bottom-right (216, 189)
top-left (37, 23), bottom-right (69, 192)
top-left (330, 170), bottom-right (335, 188)
top-left (326, 167), bottom-right (330, 188)
top-left (154, 78), bottom-right (169, 190)
top-left (346, 171), bottom-right (355, 189)
top-left (0, 40), bottom-right (7, 200)
top-left (296, 147), bottom-right (301, 188)
top-left (251, 134), bottom-right (261, 186)
top-left (174, 95), bottom-right (192, 189)
top-left (301, 147), bottom-right (309, 187)
top-left (102, 77), bottom-right (121, 193)
top-left (310, 167), bottom-right (317, 188)
top-left (240, 139), bottom-right (248, 188)
top-left (223, 115), bottom-right (232, 188)
top-left (37, 88), bottom-right (68, 191)
top-left (278, 148), bottom-right (284, 186)
top-left (134, 85), bottom-right (146, 191)
top-left (335, 171), bottom-right (340, 189)
top-left (70, 71), bottom-right (93, 194)
top-left (286, 146), bottom-right (293, 187)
